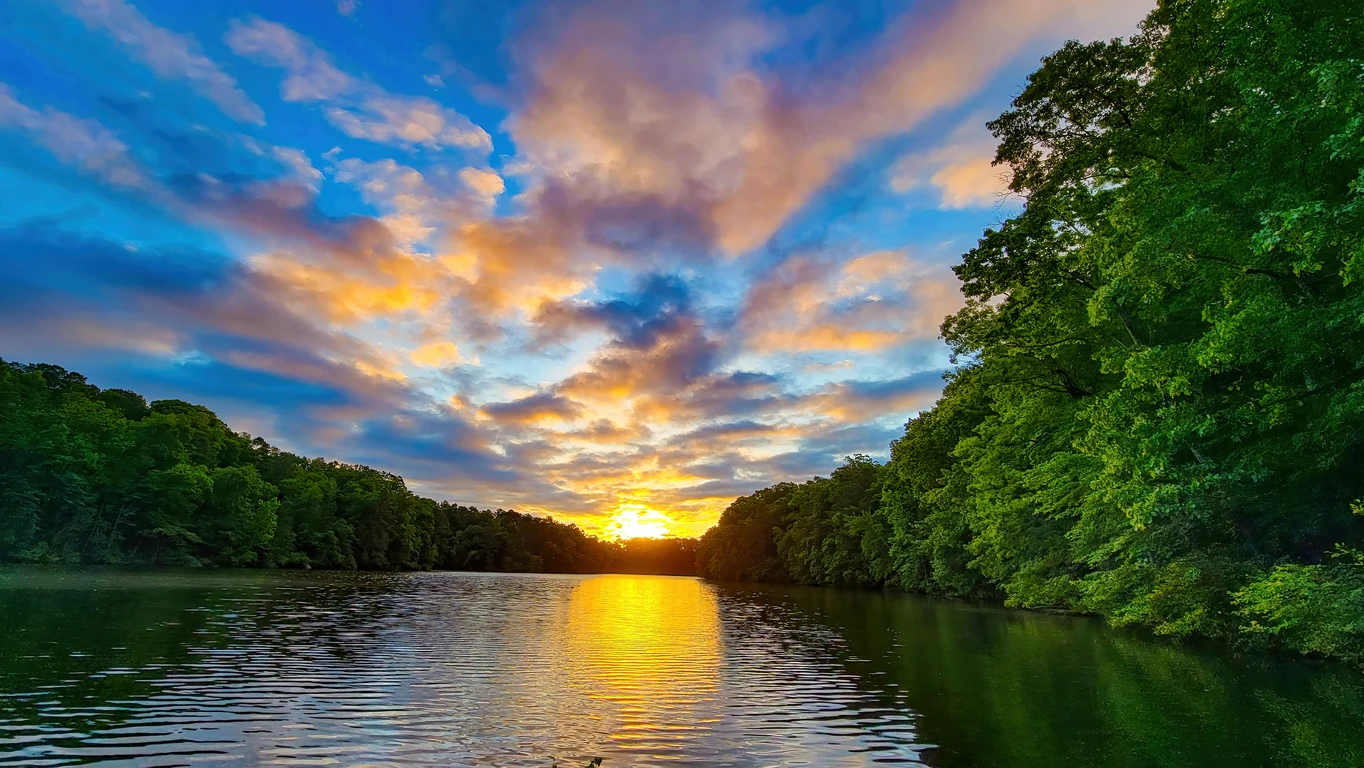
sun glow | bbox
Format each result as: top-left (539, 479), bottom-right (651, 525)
top-left (604, 505), bottom-right (673, 540)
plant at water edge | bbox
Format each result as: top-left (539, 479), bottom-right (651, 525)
top-left (1234, 546), bottom-right (1364, 664)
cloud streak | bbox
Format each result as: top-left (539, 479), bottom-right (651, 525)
top-left (0, 84), bottom-right (147, 187)
top-left (60, 0), bottom-right (264, 124)
top-left (226, 17), bottom-right (491, 151)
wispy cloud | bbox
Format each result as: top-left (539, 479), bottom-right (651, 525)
top-left (0, 84), bottom-right (147, 187)
top-left (225, 17), bottom-right (491, 151)
top-left (59, 0), bottom-right (264, 124)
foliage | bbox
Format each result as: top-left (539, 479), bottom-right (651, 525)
top-left (0, 359), bottom-right (695, 575)
top-left (698, 0), bottom-right (1364, 664)
top-left (778, 455), bottom-right (888, 588)
top-left (696, 483), bottom-right (795, 582)
top-left (1234, 547), bottom-right (1364, 663)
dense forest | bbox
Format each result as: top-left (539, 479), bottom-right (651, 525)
top-left (699, 0), bottom-right (1364, 664)
top-left (0, 359), bottom-right (696, 575)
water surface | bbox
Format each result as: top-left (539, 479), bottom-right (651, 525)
top-left (0, 569), bottom-right (1359, 767)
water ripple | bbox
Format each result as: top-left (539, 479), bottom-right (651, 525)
top-left (0, 571), bottom-right (926, 767)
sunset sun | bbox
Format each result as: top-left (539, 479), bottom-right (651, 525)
top-left (604, 506), bottom-right (673, 540)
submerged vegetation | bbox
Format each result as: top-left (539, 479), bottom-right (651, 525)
top-left (0, 359), bottom-right (696, 575)
top-left (700, 0), bottom-right (1364, 663)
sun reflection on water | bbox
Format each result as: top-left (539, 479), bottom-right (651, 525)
top-left (565, 575), bottom-right (722, 751)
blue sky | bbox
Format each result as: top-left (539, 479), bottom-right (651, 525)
top-left (0, 0), bottom-right (1151, 536)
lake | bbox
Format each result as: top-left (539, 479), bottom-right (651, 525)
top-left (0, 569), bottom-right (1360, 767)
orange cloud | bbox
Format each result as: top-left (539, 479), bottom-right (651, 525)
top-left (508, 0), bottom-right (1151, 255)
top-left (891, 116), bottom-right (1012, 208)
top-left (251, 249), bottom-right (447, 323)
top-left (409, 340), bottom-right (461, 368)
top-left (480, 392), bottom-right (584, 426)
top-left (740, 250), bottom-right (963, 353)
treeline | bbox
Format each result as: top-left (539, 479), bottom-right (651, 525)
top-left (0, 359), bottom-right (696, 575)
top-left (700, 0), bottom-right (1364, 663)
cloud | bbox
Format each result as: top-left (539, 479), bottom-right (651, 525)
top-left (60, 0), bottom-right (264, 124)
top-left (796, 372), bottom-right (944, 423)
top-left (0, 84), bottom-right (147, 188)
top-left (225, 17), bottom-right (353, 101)
top-left (336, 0), bottom-right (359, 17)
top-left (285, 158), bottom-right (517, 327)
top-left (0, 226), bottom-right (531, 492)
top-left (803, 360), bottom-right (855, 373)
top-left (0, 219), bottom-right (942, 536)
top-left (270, 146), bottom-right (324, 189)
top-left (0, 93), bottom-right (453, 346)
top-left (891, 116), bottom-right (1010, 208)
top-left (440, 210), bottom-right (596, 318)
top-left (459, 167), bottom-right (504, 201)
top-left (225, 17), bottom-right (491, 151)
top-left (326, 95), bottom-right (490, 150)
top-left (0, 106), bottom-right (457, 338)
top-left (332, 157), bottom-right (445, 246)
top-left (507, 0), bottom-right (1151, 255)
top-left (410, 340), bottom-right (461, 368)
top-left (0, 228), bottom-right (398, 402)
top-left (481, 392), bottom-right (584, 426)
top-left (552, 313), bottom-right (724, 418)
top-left (740, 250), bottom-right (963, 353)
top-left (398, 0), bottom-right (1148, 337)
top-left (249, 247), bottom-right (450, 325)
top-left (532, 274), bottom-right (691, 350)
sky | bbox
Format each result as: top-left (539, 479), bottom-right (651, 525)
top-left (0, 0), bottom-right (1152, 538)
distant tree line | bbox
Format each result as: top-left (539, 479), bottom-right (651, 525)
top-left (0, 359), bottom-right (696, 575)
top-left (699, 0), bottom-right (1364, 664)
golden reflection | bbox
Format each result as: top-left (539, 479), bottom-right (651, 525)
top-left (565, 575), bottom-right (722, 750)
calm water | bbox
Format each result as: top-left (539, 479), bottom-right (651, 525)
top-left (0, 570), bottom-right (1360, 767)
